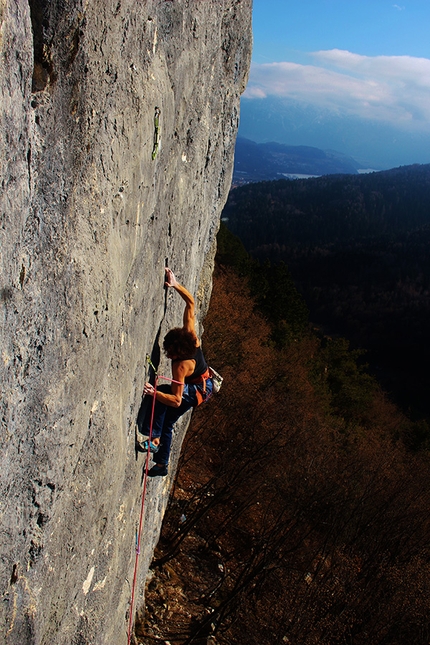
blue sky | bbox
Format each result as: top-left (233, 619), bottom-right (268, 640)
top-left (252, 0), bottom-right (430, 62)
top-left (241, 1), bottom-right (430, 167)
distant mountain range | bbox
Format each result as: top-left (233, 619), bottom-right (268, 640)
top-left (233, 137), bottom-right (367, 184)
top-left (238, 96), bottom-right (430, 171)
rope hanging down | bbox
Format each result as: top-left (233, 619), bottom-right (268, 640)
top-left (127, 355), bottom-right (183, 644)
top-left (127, 358), bottom-right (157, 645)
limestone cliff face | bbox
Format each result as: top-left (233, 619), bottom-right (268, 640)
top-left (0, 1), bottom-right (252, 643)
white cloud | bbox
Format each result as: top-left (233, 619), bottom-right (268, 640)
top-left (243, 50), bottom-right (430, 132)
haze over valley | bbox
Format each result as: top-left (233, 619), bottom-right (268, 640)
top-left (245, 1), bottom-right (430, 171)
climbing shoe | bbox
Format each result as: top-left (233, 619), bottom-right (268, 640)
top-left (147, 464), bottom-right (168, 477)
top-left (140, 439), bottom-right (160, 454)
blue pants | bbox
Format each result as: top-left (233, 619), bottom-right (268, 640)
top-left (142, 381), bottom-right (213, 465)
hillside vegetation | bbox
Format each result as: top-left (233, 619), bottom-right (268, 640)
top-left (222, 164), bottom-right (430, 424)
top-left (140, 231), bottom-right (430, 645)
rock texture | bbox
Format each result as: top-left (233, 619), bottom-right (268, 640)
top-left (0, 1), bottom-right (252, 643)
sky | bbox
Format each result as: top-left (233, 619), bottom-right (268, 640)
top-left (240, 0), bottom-right (430, 168)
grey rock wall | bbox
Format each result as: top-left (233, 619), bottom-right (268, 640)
top-left (0, 1), bottom-right (252, 643)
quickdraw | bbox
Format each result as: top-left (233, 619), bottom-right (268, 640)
top-left (146, 354), bottom-right (158, 375)
top-left (151, 107), bottom-right (161, 160)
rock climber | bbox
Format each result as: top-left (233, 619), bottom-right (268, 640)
top-left (139, 267), bottom-right (213, 477)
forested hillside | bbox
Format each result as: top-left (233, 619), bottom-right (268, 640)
top-left (222, 164), bottom-right (430, 424)
top-left (140, 235), bottom-right (430, 644)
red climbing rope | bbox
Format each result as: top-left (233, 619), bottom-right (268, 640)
top-left (127, 373), bottom-right (158, 645)
top-left (127, 369), bottom-right (185, 644)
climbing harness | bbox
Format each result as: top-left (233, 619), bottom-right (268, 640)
top-left (187, 367), bottom-right (211, 406)
top-left (151, 107), bottom-right (161, 160)
top-left (187, 366), bottom-right (223, 405)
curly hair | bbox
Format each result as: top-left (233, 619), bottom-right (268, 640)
top-left (163, 327), bottom-right (197, 360)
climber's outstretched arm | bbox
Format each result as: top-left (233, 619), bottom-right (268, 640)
top-left (165, 267), bottom-right (199, 343)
